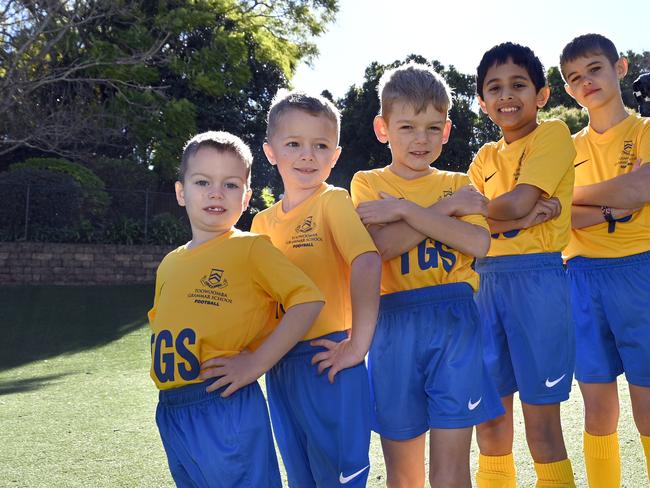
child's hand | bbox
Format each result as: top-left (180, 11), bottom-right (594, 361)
top-left (445, 185), bottom-right (489, 217)
top-left (310, 337), bottom-right (365, 384)
top-left (357, 192), bottom-right (408, 225)
top-left (611, 207), bottom-right (641, 219)
top-left (519, 197), bottom-right (561, 228)
top-left (200, 350), bottom-right (264, 397)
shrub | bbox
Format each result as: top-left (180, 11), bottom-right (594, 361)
top-left (0, 168), bottom-right (83, 241)
top-left (10, 158), bottom-right (109, 218)
top-left (148, 213), bottom-right (190, 245)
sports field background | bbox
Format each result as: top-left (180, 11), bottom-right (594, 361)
top-left (0, 285), bottom-right (645, 487)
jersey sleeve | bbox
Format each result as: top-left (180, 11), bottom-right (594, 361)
top-left (467, 150), bottom-right (485, 195)
top-left (248, 235), bottom-right (324, 309)
top-left (350, 171), bottom-right (378, 207)
top-left (250, 212), bottom-right (266, 235)
top-left (517, 121), bottom-right (576, 197)
top-left (324, 190), bottom-right (378, 265)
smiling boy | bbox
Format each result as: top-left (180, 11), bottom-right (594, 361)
top-left (149, 131), bottom-right (324, 487)
top-left (251, 91), bottom-right (382, 488)
top-left (351, 63), bottom-right (503, 488)
top-left (467, 42), bottom-right (577, 488)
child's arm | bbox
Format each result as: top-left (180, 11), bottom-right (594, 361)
top-left (311, 251), bottom-right (381, 383)
top-left (358, 186), bottom-right (489, 259)
top-left (486, 183), bottom-right (545, 221)
top-left (487, 196), bottom-right (562, 234)
top-left (201, 300), bottom-right (323, 396)
top-left (358, 196), bottom-right (490, 258)
top-left (571, 204), bottom-right (640, 229)
top-left (573, 160), bottom-right (650, 209)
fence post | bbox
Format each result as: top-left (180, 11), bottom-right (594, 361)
top-left (144, 189), bottom-right (150, 242)
top-left (23, 184), bottom-right (31, 241)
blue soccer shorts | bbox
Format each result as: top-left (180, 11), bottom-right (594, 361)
top-left (474, 252), bottom-right (575, 405)
top-left (568, 250), bottom-right (650, 386)
top-left (266, 331), bottom-right (371, 488)
top-left (156, 380), bottom-right (281, 488)
top-left (369, 282), bottom-right (504, 441)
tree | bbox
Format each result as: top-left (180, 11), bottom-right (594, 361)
top-left (0, 0), bottom-right (338, 185)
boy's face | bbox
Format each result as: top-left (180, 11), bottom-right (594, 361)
top-left (478, 59), bottom-right (549, 142)
top-left (175, 147), bottom-right (251, 242)
top-left (374, 100), bottom-right (451, 179)
top-left (563, 54), bottom-right (627, 111)
top-left (263, 109), bottom-right (341, 195)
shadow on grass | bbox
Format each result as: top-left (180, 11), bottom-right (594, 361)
top-left (0, 373), bottom-right (71, 395)
top-left (0, 284), bottom-right (153, 370)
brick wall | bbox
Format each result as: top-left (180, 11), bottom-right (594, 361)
top-left (0, 242), bottom-right (175, 285)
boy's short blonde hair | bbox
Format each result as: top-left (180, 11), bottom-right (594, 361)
top-left (378, 63), bottom-right (453, 120)
top-left (266, 89), bottom-right (341, 142)
top-left (179, 131), bottom-right (252, 187)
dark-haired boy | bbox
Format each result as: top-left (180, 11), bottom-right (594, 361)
top-left (468, 43), bottom-right (577, 488)
top-left (561, 33), bottom-right (650, 487)
top-left (149, 131), bottom-right (324, 487)
top-left (351, 63), bottom-right (504, 488)
top-left (252, 91), bottom-right (382, 487)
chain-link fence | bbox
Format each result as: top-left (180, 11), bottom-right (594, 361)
top-left (0, 183), bottom-right (193, 245)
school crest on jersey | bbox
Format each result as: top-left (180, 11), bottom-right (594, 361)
top-left (201, 268), bottom-right (228, 289)
top-left (617, 140), bottom-right (636, 168)
top-left (295, 216), bottom-right (316, 234)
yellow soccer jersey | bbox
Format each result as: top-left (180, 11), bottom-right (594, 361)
top-left (564, 114), bottom-right (650, 259)
top-left (350, 166), bottom-right (488, 294)
top-left (468, 119), bottom-right (576, 256)
top-left (148, 229), bottom-right (323, 390)
top-left (251, 184), bottom-right (377, 341)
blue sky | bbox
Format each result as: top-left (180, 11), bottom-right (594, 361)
top-left (292, 0), bottom-right (649, 98)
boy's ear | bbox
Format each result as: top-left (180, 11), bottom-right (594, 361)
top-left (442, 119), bottom-right (452, 144)
top-left (373, 115), bottom-right (389, 143)
top-left (262, 142), bottom-right (277, 166)
top-left (615, 57), bottom-right (628, 79)
top-left (564, 82), bottom-right (576, 100)
top-left (175, 181), bottom-right (186, 207)
top-left (330, 146), bottom-right (342, 168)
top-left (536, 85), bottom-right (551, 109)
top-left (243, 188), bottom-right (252, 210)
top-left (477, 96), bottom-right (488, 114)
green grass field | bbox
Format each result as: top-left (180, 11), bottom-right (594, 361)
top-left (0, 285), bottom-right (646, 487)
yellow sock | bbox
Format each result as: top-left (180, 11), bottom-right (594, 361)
top-left (534, 458), bottom-right (575, 487)
top-left (476, 453), bottom-right (516, 488)
top-left (642, 434), bottom-right (650, 483)
top-left (584, 431), bottom-right (620, 488)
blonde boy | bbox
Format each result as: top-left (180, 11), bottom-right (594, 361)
top-left (351, 63), bottom-right (503, 488)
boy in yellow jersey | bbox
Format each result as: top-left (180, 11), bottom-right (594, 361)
top-left (251, 91), bottom-right (381, 488)
top-left (467, 43), bottom-right (577, 488)
top-left (560, 33), bottom-right (650, 487)
top-left (149, 131), bottom-right (324, 488)
top-left (351, 63), bottom-right (504, 488)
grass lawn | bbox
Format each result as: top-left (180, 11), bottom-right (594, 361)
top-left (0, 285), bottom-right (646, 487)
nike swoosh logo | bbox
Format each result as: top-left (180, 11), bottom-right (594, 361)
top-left (468, 397), bottom-right (482, 410)
top-left (339, 465), bottom-right (370, 484)
top-left (574, 159), bottom-right (589, 168)
top-left (545, 374), bottom-right (566, 388)
top-left (485, 171), bottom-right (497, 182)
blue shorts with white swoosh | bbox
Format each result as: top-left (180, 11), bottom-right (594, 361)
top-left (267, 331), bottom-right (371, 488)
top-left (474, 252), bottom-right (575, 404)
top-left (370, 283), bottom-right (504, 440)
top-left (568, 250), bottom-right (650, 386)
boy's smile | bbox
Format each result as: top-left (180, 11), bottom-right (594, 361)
top-left (175, 147), bottom-right (251, 246)
top-left (264, 108), bottom-right (341, 201)
top-left (374, 100), bottom-right (451, 180)
top-left (479, 60), bottom-right (549, 143)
